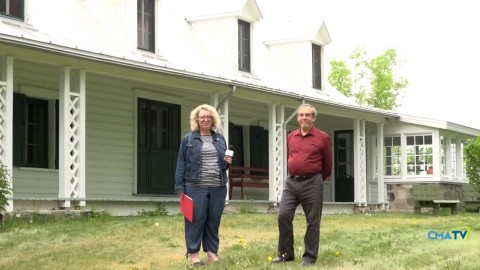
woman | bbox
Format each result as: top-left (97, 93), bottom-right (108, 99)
top-left (175, 104), bottom-right (232, 266)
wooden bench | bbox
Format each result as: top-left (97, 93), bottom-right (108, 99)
top-left (228, 166), bottom-right (269, 199)
top-left (461, 184), bottom-right (480, 212)
top-left (412, 184), bottom-right (460, 215)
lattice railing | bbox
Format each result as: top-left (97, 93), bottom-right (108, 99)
top-left (66, 93), bottom-right (81, 198)
top-left (359, 135), bottom-right (366, 202)
top-left (273, 122), bottom-right (283, 201)
top-left (0, 83), bottom-right (6, 166)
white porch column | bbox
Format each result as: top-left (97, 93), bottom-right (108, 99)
top-left (353, 118), bottom-right (367, 205)
top-left (0, 56), bottom-right (14, 212)
top-left (59, 67), bottom-right (86, 208)
top-left (212, 93), bottom-right (230, 201)
top-left (456, 139), bottom-right (462, 180)
top-left (376, 122), bottom-right (386, 206)
top-left (445, 136), bottom-right (452, 179)
top-left (268, 104), bottom-right (284, 202)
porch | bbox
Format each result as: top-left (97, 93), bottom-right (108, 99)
top-left (9, 185), bottom-right (377, 217)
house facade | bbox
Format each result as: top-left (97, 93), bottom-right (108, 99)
top-left (1, 0), bottom-right (478, 216)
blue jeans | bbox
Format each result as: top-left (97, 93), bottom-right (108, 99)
top-left (184, 185), bottom-right (227, 255)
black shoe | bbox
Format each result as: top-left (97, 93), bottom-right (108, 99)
top-left (300, 260), bottom-right (315, 266)
top-left (271, 256), bottom-right (294, 263)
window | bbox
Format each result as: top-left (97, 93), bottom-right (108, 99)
top-left (441, 136), bottom-right (447, 175)
top-left (238, 20), bottom-right (251, 72)
top-left (384, 136), bottom-right (401, 176)
top-left (13, 93), bottom-right (59, 169)
top-left (406, 135), bottom-right (433, 175)
top-left (0, 0), bottom-right (23, 20)
top-left (137, 0), bottom-right (155, 52)
top-left (312, 44), bottom-right (322, 89)
top-left (451, 138), bottom-right (457, 176)
top-left (461, 141), bottom-right (466, 178)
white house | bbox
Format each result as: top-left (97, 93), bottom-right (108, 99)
top-left (0, 0), bottom-right (478, 216)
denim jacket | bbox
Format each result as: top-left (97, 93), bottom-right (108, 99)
top-left (175, 130), bottom-right (229, 193)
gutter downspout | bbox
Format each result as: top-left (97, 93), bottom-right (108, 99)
top-left (283, 99), bottom-right (305, 134)
top-left (216, 85), bottom-right (236, 111)
top-left (279, 99), bottom-right (303, 197)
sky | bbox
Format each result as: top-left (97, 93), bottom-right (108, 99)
top-left (258, 0), bottom-right (480, 129)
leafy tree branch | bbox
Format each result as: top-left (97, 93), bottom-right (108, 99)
top-left (464, 136), bottom-right (480, 187)
top-left (328, 47), bottom-right (408, 110)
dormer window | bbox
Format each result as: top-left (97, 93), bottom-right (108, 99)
top-left (137, 0), bottom-right (155, 52)
top-left (0, 0), bottom-right (24, 20)
top-left (238, 20), bottom-right (251, 72)
top-left (312, 44), bottom-right (322, 89)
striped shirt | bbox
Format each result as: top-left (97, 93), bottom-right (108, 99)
top-left (197, 135), bottom-right (221, 186)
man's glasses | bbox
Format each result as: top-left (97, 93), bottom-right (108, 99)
top-left (298, 113), bottom-right (313, 117)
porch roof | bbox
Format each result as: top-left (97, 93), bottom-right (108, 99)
top-left (398, 114), bottom-right (480, 136)
top-left (0, 33), bottom-right (398, 121)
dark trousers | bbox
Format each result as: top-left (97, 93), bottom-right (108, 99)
top-left (184, 185), bottom-right (227, 255)
top-left (277, 174), bottom-right (324, 262)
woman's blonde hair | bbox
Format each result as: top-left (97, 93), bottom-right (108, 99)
top-left (190, 104), bottom-right (221, 131)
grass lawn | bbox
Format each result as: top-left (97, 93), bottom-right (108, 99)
top-left (0, 210), bottom-right (479, 270)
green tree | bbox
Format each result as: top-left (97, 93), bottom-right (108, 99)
top-left (328, 47), bottom-right (408, 110)
top-left (464, 136), bottom-right (480, 187)
top-left (0, 165), bottom-right (12, 212)
top-left (328, 59), bottom-right (352, 97)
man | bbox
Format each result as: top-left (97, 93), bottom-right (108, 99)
top-left (272, 103), bottom-right (332, 266)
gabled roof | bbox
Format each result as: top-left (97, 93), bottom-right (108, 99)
top-left (263, 20), bottom-right (332, 46)
top-left (185, 0), bottom-right (262, 22)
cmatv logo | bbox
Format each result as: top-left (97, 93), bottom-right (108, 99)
top-left (427, 227), bottom-right (471, 240)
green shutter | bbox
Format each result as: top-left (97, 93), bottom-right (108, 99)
top-left (13, 93), bottom-right (26, 166)
top-left (249, 126), bottom-right (268, 172)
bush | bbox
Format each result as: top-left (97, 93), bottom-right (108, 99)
top-left (138, 203), bottom-right (168, 217)
top-left (464, 136), bottom-right (480, 187)
top-left (0, 165), bottom-right (12, 212)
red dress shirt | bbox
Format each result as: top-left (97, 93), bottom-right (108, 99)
top-left (287, 127), bottom-right (332, 181)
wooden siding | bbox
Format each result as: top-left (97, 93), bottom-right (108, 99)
top-left (368, 182), bottom-right (379, 203)
top-left (12, 167), bottom-right (58, 197)
top-left (85, 75), bottom-right (134, 196)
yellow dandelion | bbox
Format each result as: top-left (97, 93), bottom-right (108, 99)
top-left (268, 256), bottom-right (273, 262)
top-left (335, 250), bottom-right (341, 256)
top-left (412, 220), bottom-right (417, 225)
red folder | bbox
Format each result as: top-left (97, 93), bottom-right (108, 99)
top-left (180, 194), bottom-right (193, 222)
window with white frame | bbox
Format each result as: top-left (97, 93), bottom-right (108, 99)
top-left (451, 138), bottom-right (457, 176)
top-left (0, 0), bottom-right (23, 20)
top-left (461, 140), bottom-right (466, 178)
top-left (406, 134), bottom-right (433, 175)
top-left (384, 136), bottom-right (401, 176)
top-left (238, 19), bottom-right (251, 72)
top-left (137, 0), bottom-right (155, 52)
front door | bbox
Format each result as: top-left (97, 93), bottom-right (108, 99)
top-left (250, 126), bottom-right (268, 169)
top-left (137, 98), bottom-right (180, 195)
top-left (334, 130), bottom-right (354, 202)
